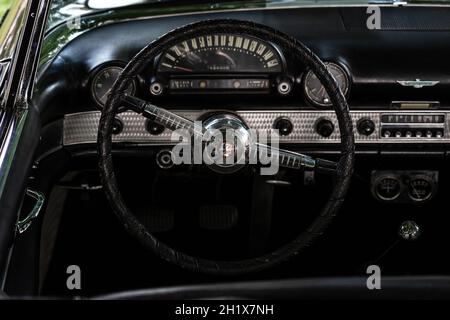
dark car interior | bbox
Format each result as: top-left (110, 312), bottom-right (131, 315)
top-left (4, 1), bottom-right (450, 299)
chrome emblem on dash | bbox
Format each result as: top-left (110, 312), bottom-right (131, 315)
top-left (397, 79), bottom-right (439, 89)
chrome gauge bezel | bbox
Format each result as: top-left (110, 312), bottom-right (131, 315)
top-left (374, 175), bottom-right (402, 201)
top-left (90, 63), bottom-right (137, 109)
top-left (407, 175), bottom-right (435, 202)
top-left (303, 62), bottom-right (350, 108)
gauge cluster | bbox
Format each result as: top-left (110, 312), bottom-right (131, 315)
top-left (152, 33), bottom-right (286, 96)
top-left (372, 171), bottom-right (438, 203)
top-left (88, 33), bottom-right (351, 109)
top-left (157, 34), bottom-right (283, 73)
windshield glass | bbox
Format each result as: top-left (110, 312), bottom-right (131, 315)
top-left (47, 0), bottom-right (450, 32)
top-left (45, 0), bottom-right (393, 30)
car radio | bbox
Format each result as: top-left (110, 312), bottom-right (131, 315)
top-left (380, 113), bottom-right (445, 139)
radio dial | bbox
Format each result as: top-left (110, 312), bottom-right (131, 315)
top-left (380, 113), bottom-right (445, 140)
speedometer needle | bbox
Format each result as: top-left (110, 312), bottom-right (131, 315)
top-left (173, 66), bottom-right (193, 72)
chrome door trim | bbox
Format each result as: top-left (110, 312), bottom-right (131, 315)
top-left (16, 188), bottom-right (45, 234)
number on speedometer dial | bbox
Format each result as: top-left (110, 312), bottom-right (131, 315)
top-left (157, 34), bottom-right (283, 73)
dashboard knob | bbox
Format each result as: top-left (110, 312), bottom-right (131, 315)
top-left (277, 81), bottom-right (292, 95)
top-left (399, 221), bottom-right (421, 241)
top-left (357, 118), bottom-right (375, 136)
top-left (146, 119), bottom-right (165, 135)
top-left (273, 117), bottom-right (293, 136)
top-left (315, 118), bottom-right (334, 137)
top-left (112, 118), bottom-right (124, 135)
top-left (156, 149), bottom-right (174, 169)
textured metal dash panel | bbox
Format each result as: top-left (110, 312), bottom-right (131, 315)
top-left (237, 111), bottom-right (379, 143)
top-left (63, 110), bottom-right (450, 146)
top-left (63, 111), bottom-right (198, 145)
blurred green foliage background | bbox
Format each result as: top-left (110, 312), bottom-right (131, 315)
top-left (0, 0), bottom-right (11, 18)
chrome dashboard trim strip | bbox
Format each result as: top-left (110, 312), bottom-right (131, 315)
top-left (63, 110), bottom-right (450, 146)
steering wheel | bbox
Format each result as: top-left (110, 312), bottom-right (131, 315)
top-left (97, 20), bottom-right (355, 275)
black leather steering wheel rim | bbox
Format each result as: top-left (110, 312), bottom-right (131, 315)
top-left (97, 19), bottom-right (355, 275)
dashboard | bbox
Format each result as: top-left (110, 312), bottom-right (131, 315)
top-left (35, 5), bottom-right (450, 155)
top-left (24, 4), bottom-right (450, 288)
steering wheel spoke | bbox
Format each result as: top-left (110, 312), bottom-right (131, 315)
top-left (253, 143), bottom-right (337, 174)
top-left (122, 95), bottom-right (201, 136)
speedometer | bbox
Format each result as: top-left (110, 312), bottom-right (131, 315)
top-left (157, 34), bottom-right (283, 73)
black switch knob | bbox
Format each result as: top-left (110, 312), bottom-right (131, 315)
top-left (273, 117), bottom-right (293, 136)
top-left (357, 118), bottom-right (375, 136)
top-left (146, 119), bottom-right (165, 135)
top-left (315, 118), bottom-right (334, 137)
top-left (112, 118), bottom-right (124, 135)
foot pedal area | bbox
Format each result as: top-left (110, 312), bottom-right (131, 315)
top-left (198, 205), bottom-right (238, 230)
top-left (135, 207), bottom-right (174, 232)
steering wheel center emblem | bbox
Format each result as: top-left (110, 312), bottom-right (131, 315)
top-left (222, 141), bottom-right (235, 158)
top-left (202, 113), bottom-right (251, 174)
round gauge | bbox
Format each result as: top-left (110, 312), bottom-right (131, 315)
top-left (91, 66), bottom-right (136, 109)
top-left (157, 34), bottom-right (283, 73)
top-left (304, 62), bottom-right (350, 107)
top-left (408, 177), bottom-right (433, 202)
top-left (375, 177), bottom-right (401, 201)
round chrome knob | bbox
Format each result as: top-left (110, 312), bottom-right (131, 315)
top-left (150, 82), bottom-right (163, 95)
top-left (156, 149), bottom-right (174, 169)
top-left (399, 220), bottom-right (421, 240)
top-left (277, 81), bottom-right (292, 95)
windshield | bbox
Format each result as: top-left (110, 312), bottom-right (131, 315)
top-left (49, 0), bottom-right (443, 31)
top-left (43, 0), bottom-right (450, 32)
